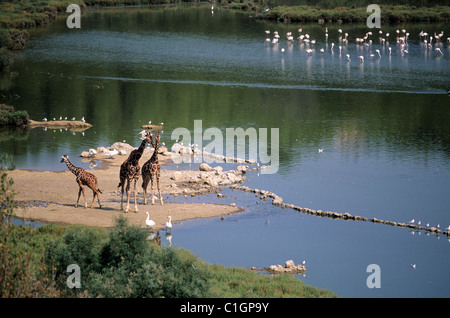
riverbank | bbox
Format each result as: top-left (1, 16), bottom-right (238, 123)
top-left (9, 144), bottom-right (245, 230)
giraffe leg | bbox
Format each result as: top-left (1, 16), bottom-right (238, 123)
top-left (125, 178), bottom-right (131, 213)
top-left (120, 183), bottom-right (124, 211)
top-left (90, 190), bottom-right (96, 208)
top-left (96, 190), bottom-right (102, 208)
top-left (142, 176), bottom-right (149, 205)
top-left (81, 186), bottom-right (87, 208)
top-left (76, 187), bottom-right (82, 208)
top-left (157, 171), bottom-right (163, 205)
top-left (133, 178), bottom-right (139, 213)
top-left (150, 174), bottom-right (155, 205)
top-left (91, 188), bottom-right (102, 208)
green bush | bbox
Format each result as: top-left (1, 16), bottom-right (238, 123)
top-left (0, 104), bottom-right (29, 126)
top-left (45, 216), bottom-right (211, 298)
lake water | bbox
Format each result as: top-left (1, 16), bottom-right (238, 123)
top-left (1, 4), bottom-right (449, 297)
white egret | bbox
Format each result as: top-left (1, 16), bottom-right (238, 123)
top-left (145, 212), bottom-right (156, 228)
top-left (165, 216), bottom-right (172, 232)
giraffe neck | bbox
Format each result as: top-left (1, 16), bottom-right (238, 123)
top-left (65, 159), bottom-right (82, 176)
top-left (129, 139), bottom-right (147, 163)
top-left (150, 147), bottom-right (159, 163)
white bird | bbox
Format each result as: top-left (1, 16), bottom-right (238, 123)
top-left (409, 219), bottom-right (415, 224)
top-left (301, 260), bottom-right (306, 265)
top-left (43, 118), bottom-right (47, 122)
top-left (446, 225), bottom-right (450, 231)
top-left (71, 117), bottom-right (76, 121)
top-left (165, 216), bottom-right (172, 232)
top-left (411, 264), bottom-right (416, 269)
top-left (318, 149), bottom-right (323, 153)
top-left (81, 116), bottom-right (85, 122)
top-left (104, 149), bottom-right (119, 158)
top-left (145, 212), bottom-right (156, 228)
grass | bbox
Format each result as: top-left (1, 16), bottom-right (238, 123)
top-left (208, 264), bottom-right (336, 298)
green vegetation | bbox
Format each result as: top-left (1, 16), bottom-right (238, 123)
top-left (0, 104), bottom-right (29, 126)
top-left (256, 5), bottom-right (450, 23)
top-left (222, 1), bottom-right (450, 23)
top-left (0, 158), bottom-right (336, 298)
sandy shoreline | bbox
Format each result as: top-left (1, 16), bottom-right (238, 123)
top-left (9, 147), bottom-right (244, 230)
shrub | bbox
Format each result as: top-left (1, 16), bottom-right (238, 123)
top-left (45, 216), bottom-right (211, 297)
top-left (0, 104), bottom-right (29, 126)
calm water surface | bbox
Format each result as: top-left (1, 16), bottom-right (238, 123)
top-left (1, 5), bottom-right (449, 297)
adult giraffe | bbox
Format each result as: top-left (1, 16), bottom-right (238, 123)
top-left (118, 132), bottom-right (151, 212)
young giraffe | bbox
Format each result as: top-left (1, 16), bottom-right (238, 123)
top-left (60, 155), bottom-right (102, 208)
top-left (142, 131), bottom-right (164, 205)
top-left (118, 132), bottom-right (151, 212)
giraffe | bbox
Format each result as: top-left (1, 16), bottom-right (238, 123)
top-left (142, 131), bottom-right (164, 205)
top-left (118, 132), bottom-right (151, 212)
top-left (60, 155), bottom-right (102, 208)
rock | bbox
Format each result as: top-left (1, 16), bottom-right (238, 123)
top-left (285, 260), bottom-right (295, 268)
top-left (236, 165), bottom-right (248, 173)
top-left (262, 260), bottom-right (307, 274)
top-left (272, 196), bottom-right (283, 206)
top-left (171, 171), bottom-right (183, 181)
top-left (80, 151), bottom-right (90, 158)
top-left (199, 163), bottom-right (212, 171)
top-left (111, 142), bottom-right (134, 153)
top-left (158, 145), bottom-right (168, 154)
top-left (213, 166), bottom-right (223, 173)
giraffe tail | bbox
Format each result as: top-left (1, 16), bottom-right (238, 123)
top-left (98, 189), bottom-right (103, 194)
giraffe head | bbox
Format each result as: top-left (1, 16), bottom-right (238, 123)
top-left (60, 155), bottom-right (69, 163)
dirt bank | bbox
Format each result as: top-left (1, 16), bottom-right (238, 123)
top-left (9, 148), bottom-right (243, 230)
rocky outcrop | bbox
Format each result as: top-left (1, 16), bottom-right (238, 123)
top-left (170, 163), bottom-right (247, 187)
top-left (231, 184), bottom-right (450, 237)
top-left (252, 260), bottom-right (306, 275)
